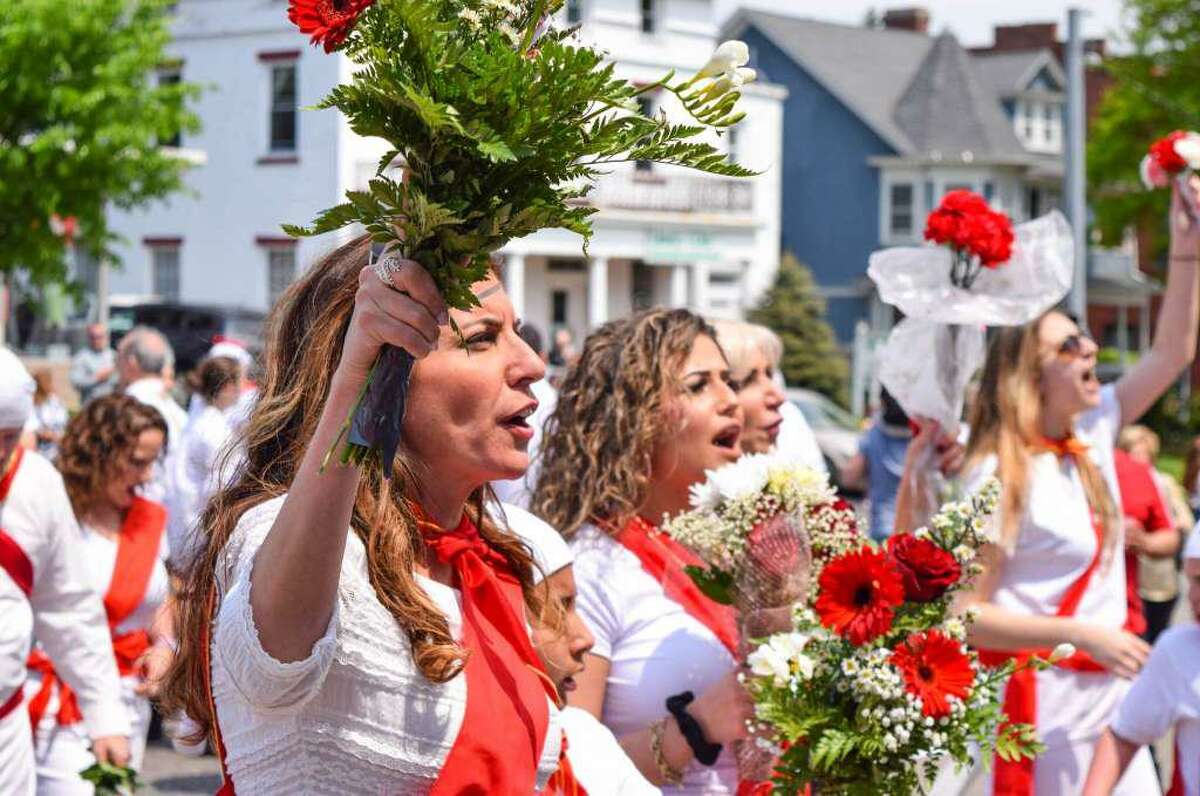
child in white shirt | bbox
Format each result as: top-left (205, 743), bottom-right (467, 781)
top-left (504, 504), bottom-right (661, 796)
top-left (1084, 525), bottom-right (1200, 796)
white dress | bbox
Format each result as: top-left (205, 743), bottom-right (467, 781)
top-left (0, 452), bottom-right (127, 796)
top-left (166, 403), bottom-right (237, 569)
top-left (570, 522), bottom-right (738, 794)
top-left (946, 385), bottom-right (1159, 795)
top-left (28, 524), bottom-right (170, 795)
top-left (210, 496), bottom-right (564, 794)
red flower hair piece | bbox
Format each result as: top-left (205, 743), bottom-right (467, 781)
top-left (289, 0), bottom-right (375, 53)
top-left (814, 547), bottom-right (904, 645)
top-left (890, 630), bottom-right (975, 718)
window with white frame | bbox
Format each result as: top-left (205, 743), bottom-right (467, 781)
top-left (640, 0), bottom-right (657, 33)
top-left (635, 95), bottom-right (655, 172)
top-left (1023, 102), bottom-right (1034, 140)
top-left (566, 0), bottom-right (583, 24)
top-left (726, 124), bottom-right (740, 165)
top-left (269, 62), bottom-right (298, 152)
top-left (150, 245), bottom-right (181, 300)
top-left (157, 66), bottom-right (183, 148)
top-left (1043, 102), bottom-right (1057, 144)
top-left (889, 183), bottom-right (914, 238)
top-left (267, 247), bottom-right (297, 305)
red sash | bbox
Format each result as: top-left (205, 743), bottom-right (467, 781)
top-left (420, 510), bottom-right (553, 795)
top-left (0, 447), bottom-right (32, 720)
top-left (978, 437), bottom-right (1132, 795)
top-left (27, 498), bottom-right (165, 736)
top-left (612, 515), bottom-right (739, 657)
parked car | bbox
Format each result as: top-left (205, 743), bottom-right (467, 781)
top-left (785, 387), bottom-right (863, 492)
top-left (107, 297), bottom-right (265, 374)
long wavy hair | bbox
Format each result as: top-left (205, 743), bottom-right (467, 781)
top-left (964, 311), bottom-right (1119, 550)
top-left (531, 308), bottom-right (716, 537)
top-left (160, 235), bottom-right (541, 741)
top-left (57, 394), bottom-right (168, 518)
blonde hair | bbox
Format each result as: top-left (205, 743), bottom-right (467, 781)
top-left (964, 311), bottom-right (1119, 550)
top-left (161, 235), bottom-right (541, 743)
top-left (532, 308), bottom-right (717, 537)
top-left (709, 319), bottom-right (782, 378)
top-left (1117, 424), bottom-right (1160, 458)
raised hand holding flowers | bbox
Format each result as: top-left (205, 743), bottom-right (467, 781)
top-left (283, 0), bottom-right (758, 473)
top-left (1140, 130), bottom-right (1200, 223)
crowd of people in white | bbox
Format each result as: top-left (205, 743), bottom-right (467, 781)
top-left (0, 179), bottom-right (1198, 795)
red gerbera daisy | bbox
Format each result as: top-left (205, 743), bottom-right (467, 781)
top-left (288, 0), bottom-right (376, 53)
top-left (890, 630), bottom-right (975, 718)
top-left (814, 547), bottom-right (904, 645)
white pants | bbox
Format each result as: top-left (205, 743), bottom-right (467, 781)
top-left (29, 677), bottom-right (149, 796)
top-left (0, 702), bottom-right (36, 796)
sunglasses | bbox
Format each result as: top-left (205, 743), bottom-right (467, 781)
top-left (1057, 332), bottom-right (1093, 359)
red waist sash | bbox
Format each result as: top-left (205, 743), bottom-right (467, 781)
top-left (0, 447), bottom-right (31, 717)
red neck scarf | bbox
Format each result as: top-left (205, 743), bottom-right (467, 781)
top-left (0, 447), bottom-right (31, 721)
top-left (419, 509), bottom-right (552, 796)
top-left (977, 501), bottom-right (1133, 794)
top-left (611, 515), bottom-right (739, 657)
top-left (1036, 434), bottom-right (1090, 462)
top-left (27, 497), bottom-right (165, 735)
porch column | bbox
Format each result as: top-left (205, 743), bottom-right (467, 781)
top-left (1139, 297), bottom-right (1152, 355)
top-left (504, 253), bottom-right (526, 320)
top-left (669, 264), bottom-right (689, 308)
top-left (588, 257), bottom-right (608, 328)
top-left (690, 260), bottom-right (709, 314)
top-left (1117, 303), bottom-right (1129, 368)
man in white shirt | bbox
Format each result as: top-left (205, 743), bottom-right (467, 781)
top-left (505, 504), bottom-right (660, 795)
top-left (0, 348), bottom-right (130, 795)
top-left (116, 327), bottom-right (188, 504)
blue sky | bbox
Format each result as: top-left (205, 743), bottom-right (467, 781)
top-left (713, 1), bottom-right (1128, 49)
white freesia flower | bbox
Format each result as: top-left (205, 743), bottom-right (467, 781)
top-left (698, 40), bottom-right (750, 79)
top-left (1049, 642), bottom-right (1076, 663)
top-left (687, 478), bottom-right (721, 511)
top-left (748, 632), bottom-right (813, 686)
top-left (1175, 132), bottom-right (1200, 171)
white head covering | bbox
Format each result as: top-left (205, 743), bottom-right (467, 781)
top-left (501, 503), bottom-right (573, 583)
top-left (1185, 523), bottom-right (1200, 562)
top-left (207, 341), bottom-right (253, 370)
top-left (0, 348), bottom-right (35, 431)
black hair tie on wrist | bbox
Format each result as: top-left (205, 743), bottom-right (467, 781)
top-left (666, 691), bottom-right (723, 766)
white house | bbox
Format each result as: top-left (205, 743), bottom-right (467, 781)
top-left (98, 0), bottom-right (785, 348)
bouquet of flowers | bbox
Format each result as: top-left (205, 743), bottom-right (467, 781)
top-left (922, 190), bottom-right (1014, 289)
top-left (664, 453), bottom-right (857, 778)
top-left (282, 0), bottom-right (757, 474)
top-left (1140, 130), bottom-right (1200, 221)
top-left (80, 762), bottom-right (140, 795)
top-left (742, 479), bottom-right (1059, 795)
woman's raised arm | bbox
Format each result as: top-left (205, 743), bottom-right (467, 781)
top-left (249, 260), bottom-right (447, 662)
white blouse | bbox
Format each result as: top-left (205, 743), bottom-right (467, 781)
top-left (571, 523), bottom-right (738, 794)
top-left (210, 496), bottom-right (564, 795)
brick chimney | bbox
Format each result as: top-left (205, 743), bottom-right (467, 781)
top-left (992, 23), bottom-right (1057, 51)
top-left (882, 7), bottom-right (930, 34)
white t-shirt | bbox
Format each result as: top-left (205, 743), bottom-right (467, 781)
top-left (167, 403), bottom-right (239, 568)
top-left (561, 706), bottom-right (661, 795)
top-left (962, 386), bottom-right (1157, 793)
top-left (1112, 624), bottom-right (1200, 796)
top-left (570, 523), bottom-right (738, 794)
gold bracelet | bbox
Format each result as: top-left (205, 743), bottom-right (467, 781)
top-left (650, 717), bottom-right (685, 786)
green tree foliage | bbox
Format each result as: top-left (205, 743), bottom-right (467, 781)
top-left (0, 0), bottom-right (200, 288)
top-left (748, 251), bottom-right (849, 406)
top-left (1087, 0), bottom-right (1200, 262)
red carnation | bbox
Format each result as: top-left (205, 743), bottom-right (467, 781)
top-left (814, 547), bottom-right (904, 645)
top-left (1149, 130), bottom-right (1189, 175)
top-left (939, 189), bottom-right (989, 215)
top-left (289, 0), bottom-right (375, 53)
top-left (890, 630), bottom-right (975, 718)
top-left (886, 533), bottom-right (961, 602)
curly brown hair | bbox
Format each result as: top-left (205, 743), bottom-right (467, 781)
top-left (57, 394), bottom-right (169, 517)
top-left (531, 308), bottom-right (717, 537)
top-left (160, 235), bottom-right (542, 744)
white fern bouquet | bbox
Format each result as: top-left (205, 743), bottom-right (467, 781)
top-left (282, 0), bottom-right (757, 474)
top-left (739, 480), bottom-right (1057, 795)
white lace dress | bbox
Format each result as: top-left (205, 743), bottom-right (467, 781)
top-left (210, 496), bottom-right (564, 794)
